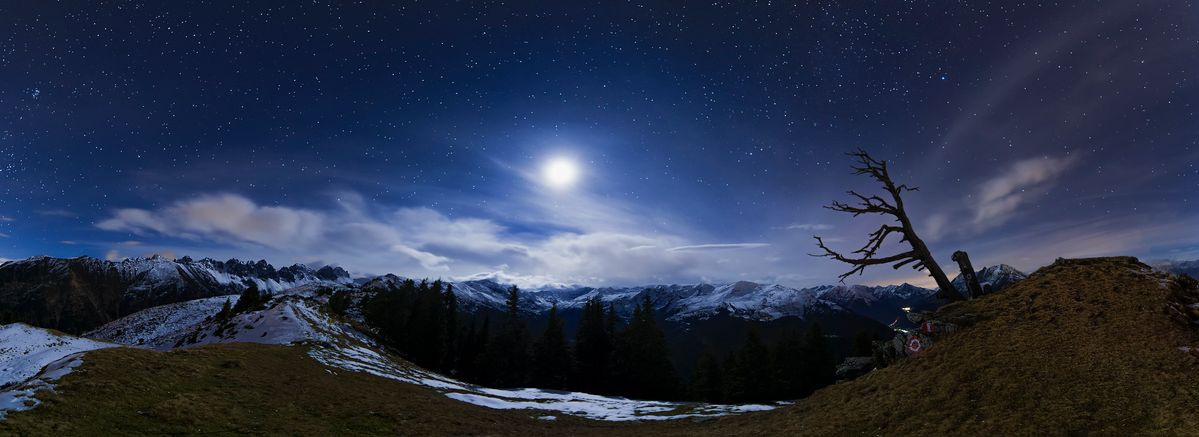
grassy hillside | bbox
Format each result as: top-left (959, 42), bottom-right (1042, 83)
top-left (5, 256), bottom-right (1197, 436)
top-left (0, 343), bottom-right (662, 436)
top-left (694, 257), bottom-right (1199, 435)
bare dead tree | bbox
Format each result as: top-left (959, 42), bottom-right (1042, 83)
top-left (813, 149), bottom-right (965, 301)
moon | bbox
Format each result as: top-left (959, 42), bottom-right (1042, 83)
top-left (541, 157), bottom-right (581, 190)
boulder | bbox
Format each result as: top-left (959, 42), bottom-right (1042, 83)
top-left (836, 356), bottom-right (875, 380)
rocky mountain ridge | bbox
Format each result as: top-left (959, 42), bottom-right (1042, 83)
top-left (0, 255), bottom-right (351, 333)
top-left (0, 254), bottom-right (1025, 333)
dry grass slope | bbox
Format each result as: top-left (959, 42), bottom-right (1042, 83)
top-left (4, 257), bottom-right (1197, 436)
top-left (0, 343), bottom-right (655, 436)
top-left (695, 257), bottom-right (1199, 436)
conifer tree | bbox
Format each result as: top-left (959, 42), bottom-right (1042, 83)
top-left (690, 351), bottom-right (724, 403)
top-left (406, 280), bottom-right (446, 370)
top-left (458, 316), bottom-right (489, 383)
top-left (229, 283), bottom-right (260, 314)
top-left (799, 323), bottom-right (837, 396)
top-left (532, 304), bottom-right (571, 390)
top-left (572, 297), bottom-right (612, 394)
top-left (481, 285), bottom-right (529, 387)
top-left (611, 294), bottom-right (680, 400)
top-left (328, 289), bottom-right (352, 316)
top-left (771, 330), bottom-right (806, 399)
top-left (605, 302), bottom-right (618, 336)
top-left (362, 278), bottom-right (420, 360)
top-left (721, 351), bottom-right (739, 401)
top-left (442, 284), bottom-right (459, 371)
top-left (728, 328), bottom-right (773, 403)
top-left (216, 298), bottom-right (233, 321)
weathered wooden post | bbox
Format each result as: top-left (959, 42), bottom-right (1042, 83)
top-left (951, 250), bottom-right (983, 299)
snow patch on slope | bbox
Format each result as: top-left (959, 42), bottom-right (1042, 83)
top-left (161, 296), bottom-right (338, 349)
top-left (0, 324), bottom-right (116, 418)
top-left (86, 295), bottom-right (239, 347)
top-left (68, 289), bottom-right (781, 422)
top-left (308, 328), bottom-right (778, 421)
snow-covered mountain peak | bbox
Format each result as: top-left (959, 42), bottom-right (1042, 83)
top-left (952, 264), bottom-right (1028, 296)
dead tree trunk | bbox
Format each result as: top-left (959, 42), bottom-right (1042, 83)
top-left (952, 251), bottom-right (983, 299)
top-left (813, 149), bottom-right (966, 302)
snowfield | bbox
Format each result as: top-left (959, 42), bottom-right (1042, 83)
top-left (0, 324), bottom-right (116, 418)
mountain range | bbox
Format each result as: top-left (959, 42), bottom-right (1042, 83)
top-left (0, 254), bottom-right (1030, 335)
top-left (1153, 259), bottom-right (1199, 278)
top-left (0, 255), bottom-right (351, 334)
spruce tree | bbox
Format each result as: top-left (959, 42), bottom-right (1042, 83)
top-left (605, 302), bottom-right (618, 336)
top-left (799, 323), bottom-right (837, 396)
top-left (721, 351), bottom-right (739, 402)
top-left (216, 298), bottom-right (233, 321)
top-left (481, 285), bottom-right (529, 387)
top-left (611, 294), bottom-right (680, 400)
top-left (328, 290), bottom-right (351, 316)
top-left (729, 328), bottom-right (772, 403)
top-left (362, 278), bottom-right (419, 359)
top-left (443, 284), bottom-right (459, 371)
top-left (572, 297), bottom-right (612, 394)
top-left (458, 316), bottom-right (489, 383)
top-left (532, 304), bottom-right (571, 390)
top-left (771, 330), bottom-right (806, 399)
top-left (405, 280), bottom-right (445, 370)
top-left (231, 283), bottom-right (263, 314)
top-left (690, 351), bottom-right (724, 403)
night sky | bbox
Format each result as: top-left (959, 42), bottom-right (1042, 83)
top-left (1, 1), bottom-right (1196, 287)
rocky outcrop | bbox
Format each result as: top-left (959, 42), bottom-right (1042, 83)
top-left (952, 264), bottom-right (1027, 297)
top-left (835, 356), bottom-right (875, 380)
top-left (1165, 273), bottom-right (1199, 328)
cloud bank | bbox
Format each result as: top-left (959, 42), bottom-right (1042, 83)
top-left (96, 193), bottom-right (783, 286)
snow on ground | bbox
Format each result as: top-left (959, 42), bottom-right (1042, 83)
top-left (19, 289), bottom-right (779, 423)
top-left (161, 296), bottom-right (340, 349)
top-left (86, 295), bottom-right (239, 348)
top-left (0, 324), bottom-right (116, 418)
top-left (307, 324), bottom-right (779, 421)
top-left (0, 324), bottom-right (114, 389)
top-left (442, 389), bottom-right (778, 421)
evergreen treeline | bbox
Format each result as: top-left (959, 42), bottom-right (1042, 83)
top-left (361, 281), bottom-right (839, 402)
top-left (691, 324), bottom-right (837, 403)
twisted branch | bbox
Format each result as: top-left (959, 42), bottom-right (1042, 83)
top-left (811, 148), bottom-right (961, 302)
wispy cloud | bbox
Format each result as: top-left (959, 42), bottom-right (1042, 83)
top-left (974, 156), bottom-right (1076, 228)
top-left (95, 193), bottom-right (791, 286)
top-left (782, 223), bottom-right (832, 231)
top-left (37, 209), bottom-right (76, 218)
top-left (667, 243), bottom-right (770, 252)
top-left (96, 193), bottom-right (450, 271)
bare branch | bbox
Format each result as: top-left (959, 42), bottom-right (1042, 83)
top-left (812, 235), bottom-right (917, 282)
top-left (852, 225), bottom-right (904, 259)
top-left (812, 148), bottom-right (966, 301)
top-left (824, 201), bottom-right (891, 217)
